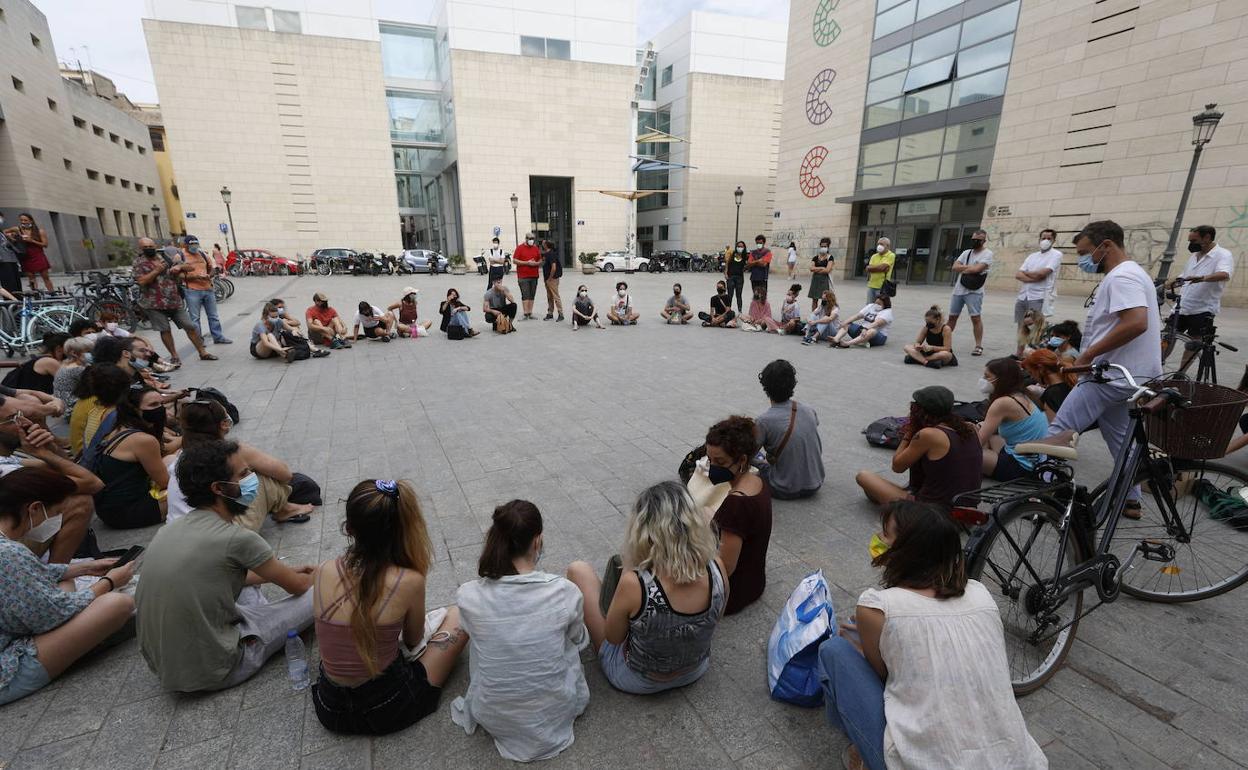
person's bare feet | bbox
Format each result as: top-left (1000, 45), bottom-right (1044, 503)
top-left (275, 502), bottom-right (314, 522)
top-left (842, 744), bottom-right (865, 770)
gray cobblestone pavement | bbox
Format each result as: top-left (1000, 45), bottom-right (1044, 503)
top-left (4, 270), bottom-right (1247, 769)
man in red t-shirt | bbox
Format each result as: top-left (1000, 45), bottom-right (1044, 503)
top-left (512, 233), bottom-right (543, 320)
top-left (305, 292), bottom-right (352, 349)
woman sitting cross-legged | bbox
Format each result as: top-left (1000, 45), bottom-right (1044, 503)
top-left (854, 386), bottom-right (982, 512)
top-left (566, 480), bottom-right (727, 695)
top-left (706, 417), bottom-right (773, 616)
top-left (741, 285), bottom-right (780, 333)
top-left (571, 285), bottom-right (604, 330)
top-left (452, 500), bottom-right (590, 762)
top-left (831, 295), bottom-right (893, 348)
top-left (802, 290), bottom-right (839, 345)
top-left (166, 399), bottom-right (320, 528)
top-left (0, 468), bottom-right (136, 706)
top-left (438, 289), bottom-right (479, 338)
top-left (902, 305), bottom-right (957, 368)
top-left (93, 386), bottom-right (170, 529)
top-left (978, 357), bottom-right (1049, 482)
top-left (250, 303), bottom-right (296, 362)
top-left (312, 479), bottom-right (468, 735)
top-left (778, 284), bottom-right (805, 334)
top-left (818, 500), bottom-right (1046, 770)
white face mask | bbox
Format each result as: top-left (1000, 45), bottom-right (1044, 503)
top-left (525, 239), bottom-right (534, 245)
top-left (978, 377), bottom-right (995, 395)
top-left (818, 247), bottom-right (828, 254)
top-left (736, 247), bottom-right (745, 254)
top-left (617, 289), bottom-right (626, 297)
top-left (26, 503), bottom-right (62, 544)
top-left (755, 244), bottom-right (765, 250)
top-left (876, 244), bottom-right (886, 254)
top-left (1039, 239), bottom-right (1053, 251)
top-left (578, 290), bottom-right (587, 297)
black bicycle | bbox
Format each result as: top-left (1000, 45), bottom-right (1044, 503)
top-left (954, 362), bottom-right (1248, 694)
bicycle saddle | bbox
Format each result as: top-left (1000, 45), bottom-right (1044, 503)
top-left (1015, 432), bottom-right (1080, 461)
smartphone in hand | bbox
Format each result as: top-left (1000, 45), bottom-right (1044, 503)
top-left (111, 545), bottom-right (145, 569)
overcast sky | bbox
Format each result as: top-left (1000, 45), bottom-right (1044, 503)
top-left (36, 0), bottom-right (788, 104)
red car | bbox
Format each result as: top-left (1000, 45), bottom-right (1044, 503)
top-left (225, 249), bottom-right (302, 276)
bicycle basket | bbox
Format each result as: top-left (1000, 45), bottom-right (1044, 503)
top-left (1144, 378), bottom-right (1248, 460)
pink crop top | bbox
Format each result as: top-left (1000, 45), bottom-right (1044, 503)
top-left (314, 559), bottom-right (406, 682)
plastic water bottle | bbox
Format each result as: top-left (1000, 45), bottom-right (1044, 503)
top-left (285, 630), bottom-right (310, 691)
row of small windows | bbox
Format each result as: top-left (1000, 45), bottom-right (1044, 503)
top-left (875, 0), bottom-right (966, 39)
top-left (11, 78), bottom-right (149, 154)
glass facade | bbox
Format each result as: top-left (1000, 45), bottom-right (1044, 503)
top-left (380, 25), bottom-right (439, 80)
top-left (386, 90), bottom-right (442, 142)
top-left (637, 106), bottom-right (672, 211)
top-left (857, 115), bottom-right (1000, 189)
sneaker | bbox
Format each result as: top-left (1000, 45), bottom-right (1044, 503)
top-left (544, 314), bottom-right (553, 321)
top-left (801, 338), bottom-right (813, 345)
top-left (330, 338), bottom-right (343, 350)
top-left (925, 360), bottom-right (944, 369)
top-left (213, 338), bottom-right (233, 345)
top-left (557, 314), bottom-right (565, 322)
top-left (380, 335), bottom-right (391, 343)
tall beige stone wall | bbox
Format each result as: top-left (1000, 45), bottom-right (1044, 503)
top-left (681, 73), bottom-right (782, 252)
top-left (448, 50), bottom-right (633, 258)
top-left (772, 0), bottom-right (873, 276)
top-left (143, 19), bottom-right (399, 257)
top-left (984, 0), bottom-right (1248, 304)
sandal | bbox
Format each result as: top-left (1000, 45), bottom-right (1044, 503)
top-left (167, 358), bottom-right (183, 369)
top-left (1123, 500), bottom-right (1143, 520)
top-left (199, 352), bottom-right (219, 361)
top-left (971, 346), bottom-right (984, 356)
top-left (311, 349), bottom-right (331, 358)
top-left (277, 513), bottom-right (312, 524)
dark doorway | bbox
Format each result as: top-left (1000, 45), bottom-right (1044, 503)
top-left (529, 176), bottom-right (573, 266)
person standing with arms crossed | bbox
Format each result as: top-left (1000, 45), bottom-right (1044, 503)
top-left (864, 237), bottom-right (895, 304)
top-left (747, 235), bottom-right (773, 302)
top-left (179, 235), bottom-right (232, 345)
top-left (948, 229), bottom-right (993, 357)
top-left (1013, 229), bottom-right (1061, 357)
top-left (512, 233), bottom-right (542, 321)
top-left (541, 239), bottom-right (564, 322)
top-left (485, 237), bottom-right (508, 292)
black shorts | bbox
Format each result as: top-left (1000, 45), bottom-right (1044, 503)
top-left (991, 451), bottom-right (1032, 482)
top-left (362, 324), bottom-right (385, 339)
top-left (96, 495), bottom-right (163, 529)
top-left (1176, 312), bottom-right (1215, 340)
top-left (518, 278), bottom-right (539, 301)
top-left (312, 656), bottom-right (442, 736)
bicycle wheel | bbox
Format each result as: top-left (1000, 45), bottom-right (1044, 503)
top-left (29, 307), bottom-right (87, 337)
top-left (968, 502), bottom-right (1087, 694)
top-left (1109, 460), bottom-right (1248, 602)
top-left (87, 298), bottom-right (140, 332)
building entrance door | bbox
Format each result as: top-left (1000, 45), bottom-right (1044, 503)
top-left (933, 225), bottom-right (977, 286)
top-left (908, 227), bottom-right (933, 283)
top-left (529, 176), bottom-right (574, 266)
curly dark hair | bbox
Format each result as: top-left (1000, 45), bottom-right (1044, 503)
top-left (874, 500), bottom-right (967, 598)
top-left (907, 401), bottom-right (976, 442)
top-left (758, 359), bottom-right (797, 403)
top-left (75, 364), bottom-right (131, 405)
top-left (178, 439), bottom-right (240, 509)
top-left (705, 416), bottom-right (760, 464)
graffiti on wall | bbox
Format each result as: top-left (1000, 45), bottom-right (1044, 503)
top-left (812, 0), bottom-right (842, 47)
top-left (1221, 202), bottom-right (1248, 250)
top-left (805, 69), bottom-right (837, 125)
top-left (799, 146), bottom-right (829, 199)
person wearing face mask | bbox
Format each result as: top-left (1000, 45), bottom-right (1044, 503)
top-left (131, 237), bottom-right (216, 365)
top-left (0, 224), bottom-right (25, 295)
top-left (1167, 224), bottom-right (1235, 371)
top-left (778, 284), bottom-right (805, 334)
top-left (485, 237), bottom-right (509, 291)
top-left (540, 239), bottom-right (564, 322)
top-left (808, 237), bottom-right (835, 312)
top-left (1045, 319), bottom-right (1082, 365)
top-left (746, 234), bottom-right (773, 301)
top-left (268, 298), bottom-right (330, 358)
top-left (0, 467), bottom-right (136, 706)
top-left (178, 235), bottom-right (233, 345)
top-left (1, 331), bottom-right (65, 394)
top-left (864, 237), bottom-right (895, 304)
top-left (1014, 229), bottom-right (1063, 357)
top-left (92, 386), bottom-right (171, 529)
top-left (724, 241), bottom-right (748, 312)
top-left (513, 232), bottom-right (543, 320)
top-left (607, 281), bottom-right (639, 325)
top-left (977, 358), bottom-right (1049, 481)
top-left (439, 288), bottom-right (478, 337)
top-left (250, 303), bottom-right (296, 362)
top-left (570, 285), bottom-right (602, 330)
top-left (699, 280), bottom-right (737, 328)
top-left (388, 288), bottom-right (434, 338)
top-left (51, 336), bottom-right (92, 419)
top-left (802, 290), bottom-right (840, 344)
top-left (704, 416), bottom-right (772, 615)
top-left (818, 500), bottom-right (1046, 770)
top-left (661, 283), bottom-right (692, 324)
top-left (453, 500), bottom-right (586, 759)
top-left (786, 241), bottom-right (799, 279)
top-left (136, 439), bottom-right (317, 693)
top-left (305, 292), bottom-right (353, 349)
top-left (948, 229), bottom-right (993, 357)
top-left (4, 213), bottom-right (53, 292)
top-left (484, 279), bottom-right (519, 333)
top-left (902, 305), bottom-right (955, 368)
top-left (831, 294), bottom-right (893, 348)
top-left (166, 399), bottom-right (320, 527)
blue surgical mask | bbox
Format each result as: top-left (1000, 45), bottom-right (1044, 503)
top-left (188, 244), bottom-right (200, 253)
top-left (84, 352), bottom-right (94, 364)
top-left (708, 464), bottom-right (734, 485)
top-left (1048, 336), bottom-right (1064, 348)
top-left (277, 307), bottom-right (286, 317)
top-left (131, 356), bottom-right (149, 370)
top-left (225, 473), bottom-right (260, 506)
top-left (1077, 252), bottom-right (1098, 273)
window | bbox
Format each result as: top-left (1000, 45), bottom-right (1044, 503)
top-left (897, 127), bottom-right (945, 160)
top-left (109, 133), bottom-right (119, 144)
top-left (866, 71), bottom-right (906, 105)
top-left (877, 0), bottom-right (907, 11)
top-left (944, 116), bottom-right (1000, 152)
top-left (546, 39), bottom-right (570, 60)
top-left (105, 174), bottom-right (115, 185)
top-left (273, 10), bottom-right (301, 33)
top-left (520, 36), bottom-right (570, 60)
top-left (637, 226), bottom-right (654, 238)
top-left (638, 169), bottom-right (669, 211)
top-left (147, 186), bottom-right (155, 195)
top-left (939, 148), bottom-right (994, 179)
top-left (903, 54), bottom-right (955, 92)
top-left (917, 0), bottom-right (962, 21)
top-left (128, 213), bottom-right (137, 236)
top-left (30, 33), bottom-right (40, 49)
top-left (658, 225), bottom-right (669, 240)
top-left (661, 65), bottom-right (673, 86)
top-left (380, 24), bottom-right (439, 80)
top-left (396, 175), bottom-right (424, 208)
top-left (92, 125), bottom-right (104, 136)
top-left (951, 65), bottom-right (1008, 106)
top-left (73, 116), bottom-right (86, 128)
top-left (860, 137), bottom-right (899, 167)
top-left (124, 139), bottom-right (134, 150)
top-left (11, 76), bottom-right (22, 92)
top-left (121, 179), bottom-right (131, 189)
top-left (957, 34), bottom-right (1014, 77)
top-left (141, 214), bottom-right (150, 237)
top-left (148, 128), bottom-right (165, 151)
top-left (864, 98), bottom-right (903, 128)
top-left (138, 146), bottom-right (147, 155)
top-left (30, 146), bottom-right (42, 160)
top-left (46, 98), bottom-right (56, 111)
top-left (637, 106), bottom-right (671, 156)
top-left (113, 210), bottom-right (123, 237)
top-left (875, 0), bottom-right (916, 38)
top-left (960, 1), bottom-right (1019, 48)
top-left (236, 5), bottom-right (267, 30)
top-left (895, 155), bottom-right (941, 185)
top-left (87, 169), bottom-right (99, 180)
top-left (63, 158), bottom-right (72, 170)
top-left (870, 44), bottom-right (910, 79)
top-left (902, 82), bottom-right (951, 118)
top-left (385, 90), bottom-right (442, 142)
top-left (910, 25), bottom-right (959, 66)
top-left (859, 165), bottom-right (895, 189)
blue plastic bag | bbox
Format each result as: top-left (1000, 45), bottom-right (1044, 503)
top-left (766, 570), bottom-right (835, 707)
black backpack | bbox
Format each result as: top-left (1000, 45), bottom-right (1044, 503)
top-left (863, 417), bottom-right (907, 449)
top-left (952, 399), bottom-right (988, 422)
top-left (281, 330), bottom-right (312, 361)
top-left (195, 386), bottom-right (240, 424)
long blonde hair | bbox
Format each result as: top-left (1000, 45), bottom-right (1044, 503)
top-left (1018, 309), bottom-right (1045, 349)
top-left (624, 481), bottom-right (718, 584)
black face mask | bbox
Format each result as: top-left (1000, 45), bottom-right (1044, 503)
top-left (142, 406), bottom-right (166, 436)
top-left (142, 247), bottom-right (158, 257)
top-left (971, 239), bottom-right (985, 248)
top-left (1188, 242), bottom-right (1204, 253)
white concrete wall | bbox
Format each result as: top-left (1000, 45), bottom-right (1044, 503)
top-left (441, 0), bottom-right (636, 66)
top-left (145, 0), bottom-right (381, 40)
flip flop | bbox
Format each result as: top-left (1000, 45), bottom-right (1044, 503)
top-left (199, 352), bottom-right (219, 361)
top-left (168, 358), bottom-right (183, 369)
top-left (278, 513), bottom-right (311, 524)
top-left (971, 346), bottom-right (984, 356)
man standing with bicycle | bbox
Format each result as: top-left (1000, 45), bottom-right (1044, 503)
top-left (132, 237), bottom-right (217, 365)
top-left (1167, 225), bottom-right (1234, 371)
top-left (179, 235), bottom-right (232, 346)
top-left (1045, 220), bottom-right (1161, 515)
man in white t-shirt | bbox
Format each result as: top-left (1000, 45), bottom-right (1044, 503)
top-left (948, 229), bottom-right (993, 357)
top-left (1166, 224), bottom-right (1235, 370)
top-left (1044, 220), bottom-right (1161, 510)
top-left (350, 302), bottom-right (396, 342)
top-left (1014, 228), bottom-right (1062, 356)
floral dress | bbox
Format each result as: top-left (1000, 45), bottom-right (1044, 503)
top-left (0, 538), bottom-right (94, 690)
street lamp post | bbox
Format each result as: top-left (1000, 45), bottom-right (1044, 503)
top-left (151, 205), bottom-right (162, 239)
top-left (219, 185), bottom-right (239, 254)
top-left (1157, 103), bottom-right (1223, 281)
top-left (510, 193), bottom-right (519, 246)
top-left (733, 186), bottom-right (743, 244)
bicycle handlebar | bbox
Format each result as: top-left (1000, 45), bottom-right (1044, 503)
top-left (1061, 362), bottom-right (1150, 392)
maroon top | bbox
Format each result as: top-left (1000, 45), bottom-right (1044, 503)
top-left (909, 425), bottom-right (982, 510)
top-left (713, 480), bottom-right (773, 615)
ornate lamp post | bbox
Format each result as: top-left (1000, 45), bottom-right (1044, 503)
top-left (219, 186), bottom-right (239, 254)
top-left (1157, 103), bottom-right (1223, 280)
top-left (733, 186), bottom-right (743, 244)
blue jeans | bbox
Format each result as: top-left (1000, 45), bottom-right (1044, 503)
top-left (449, 310), bottom-right (470, 329)
top-left (818, 636), bottom-right (886, 770)
top-left (184, 288), bottom-right (226, 341)
top-left (866, 286), bottom-right (881, 304)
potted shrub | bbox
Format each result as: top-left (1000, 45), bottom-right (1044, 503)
top-left (449, 253), bottom-right (467, 275)
top-left (579, 252), bottom-right (598, 274)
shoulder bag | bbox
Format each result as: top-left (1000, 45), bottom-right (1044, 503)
top-left (766, 401), bottom-right (799, 465)
top-left (957, 250), bottom-right (988, 291)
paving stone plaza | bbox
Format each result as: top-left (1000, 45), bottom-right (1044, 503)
top-left (3, 271), bottom-right (1247, 769)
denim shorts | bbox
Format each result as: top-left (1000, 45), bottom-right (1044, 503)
top-left (847, 323), bottom-right (887, 347)
top-left (0, 653), bottom-right (51, 706)
top-left (949, 291), bottom-right (984, 317)
top-left (598, 641), bottom-right (708, 695)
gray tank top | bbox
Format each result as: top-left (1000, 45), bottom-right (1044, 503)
top-left (625, 561), bottom-right (726, 676)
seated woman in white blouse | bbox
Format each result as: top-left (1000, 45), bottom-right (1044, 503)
top-left (818, 500), bottom-right (1046, 770)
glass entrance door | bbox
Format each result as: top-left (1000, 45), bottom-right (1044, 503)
top-left (908, 227), bottom-right (933, 283)
top-left (933, 226), bottom-right (976, 286)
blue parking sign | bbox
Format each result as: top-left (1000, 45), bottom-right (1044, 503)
top-left (219, 222), bottom-right (229, 234)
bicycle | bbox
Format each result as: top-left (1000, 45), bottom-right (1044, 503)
top-left (70, 271), bottom-right (146, 331)
top-left (1158, 277), bottom-right (1236, 384)
top-left (0, 295), bottom-right (89, 356)
top-left (954, 362), bottom-right (1248, 694)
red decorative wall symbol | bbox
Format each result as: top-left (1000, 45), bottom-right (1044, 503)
top-left (799, 146), bottom-right (828, 199)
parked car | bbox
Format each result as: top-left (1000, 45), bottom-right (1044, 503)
top-left (310, 247), bottom-right (359, 275)
top-left (595, 251), bottom-right (651, 272)
top-left (225, 248), bottom-right (302, 276)
top-left (401, 249), bottom-right (448, 274)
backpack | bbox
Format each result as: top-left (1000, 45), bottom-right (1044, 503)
top-left (863, 416), bottom-right (907, 449)
top-left (195, 386), bottom-right (240, 425)
top-left (952, 399), bottom-right (989, 422)
top-left (281, 330), bottom-right (312, 361)
top-left (447, 324), bottom-right (466, 340)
